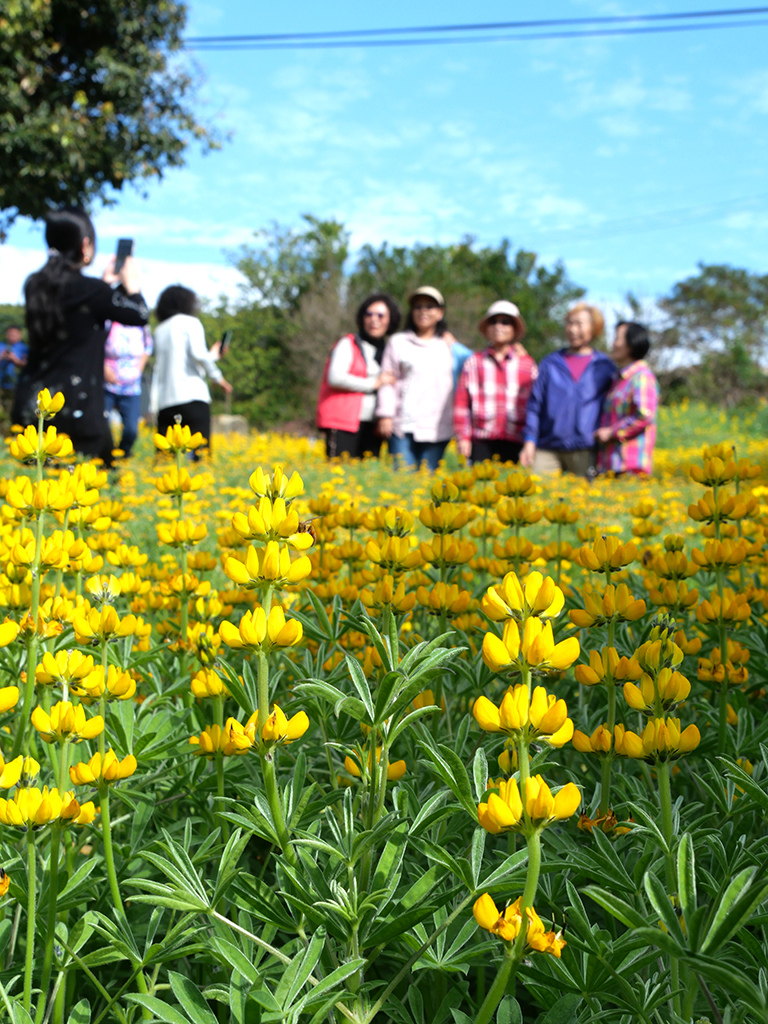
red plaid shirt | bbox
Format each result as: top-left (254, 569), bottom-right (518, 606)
top-left (453, 347), bottom-right (538, 443)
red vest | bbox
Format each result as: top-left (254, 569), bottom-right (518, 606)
top-left (316, 335), bottom-right (367, 431)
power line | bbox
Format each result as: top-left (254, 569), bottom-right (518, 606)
top-left (185, 6), bottom-right (768, 50)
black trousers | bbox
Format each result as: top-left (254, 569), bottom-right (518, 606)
top-left (324, 420), bottom-right (380, 460)
top-left (470, 439), bottom-right (522, 465)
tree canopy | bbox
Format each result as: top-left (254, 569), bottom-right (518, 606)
top-left (0, 0), bottom-right (219, 235)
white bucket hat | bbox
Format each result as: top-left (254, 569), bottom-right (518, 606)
top-left (408, 285), bottom-right (445, 307)
top-left (479, 300), bottom-right (526, 341)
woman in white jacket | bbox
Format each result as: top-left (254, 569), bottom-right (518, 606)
top-left (151, 285), bottom-right (232, 453)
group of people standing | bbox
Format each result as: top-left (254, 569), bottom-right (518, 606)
top-left (10, 207), bottom-right (230, 465)
top-left (316, 289), bottom-right (660, 476)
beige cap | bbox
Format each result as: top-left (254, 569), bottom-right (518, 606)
top-left (479, 300), bottom-right (526, 341)
top-left (408, 285), bottom-right (445, 307)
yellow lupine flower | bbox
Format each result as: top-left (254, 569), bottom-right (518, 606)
top-left (0, 620), bottom-right (20, 649)
top-left (362, 507), bottom-right (414, 535)
top-left (416, 582), bottom-right (471, 616)
top-left (344, 747), bottom-right (406, 781)
top-left (0, 786), bottom-right (87, 828)
top-left (0, 755), bottom-right (25, 789)
top-left (494, 471), bottom-right (536, 497)
top-left (496, 497), bottom-right (542, 527)
top-left (481, 570), bottom-right (564, 623)
top-left (688, 489), bottom-right (757, 525)
top-left (478, 778), bottom-right (523, 834)
top-left (615, 717), bottom-right (700, 762)
top-left (154, 423), bottom-right (206, 453)
top-left (360, 575), bottom-right (416, 613)
top-left (418, 503), bottom-right (473, 534)
top-left (9, 425), bottom-right (74, 463)
top-left (419, 537), bottom-right (475, 567)
top-left (189, 721), bottom-right (253, 758)
top-left (224, 541), bottom-right (312, 589)
top-left (365, 536), bottom-right (423, 574)
top-left (72, 665), bottom-right (136, 702)
top-left (73, 605), bottom-right (137, 644)
top-left (473, 684), bottom-right (573, 747)
top-left (69, 750), bottom-right (137, 785)
top-left (219, 605), bottom-right (303, 650)
top-left (577, 536), bottom-right (637, 574)
top-left (689, 456), bottom-right (737, 487)
top-left (31, 701), bottom-right (104, 744)
top-left (35, 649), bottom-right (95, 687)
top-left (156, 520), bottom-right (208, 547)
top-left (231, 497), bottom-right (313, 550)
top-left (482, 618), bottom-right (579, 674)
top-left (248, 467), bottom-right (304, 504)
top-left (696, 591), bottom-right (751, 624)
top-left (154, 467), bottom-right (204, 496)
top-left (190, 668), bottom-right (229, 699)
top-left (569, 583), bottom-right (646, 628)
top-left (574, 648), bottom-right (642, 687)
top-left (525, 775), bottom-right (581, 827)
top-left (0, 686), bottom-right (19, 714)
top-left (572, 724), bottom-right (613, 754)
top-left (623, 669), bottom-right (691, 713)
top-left (473, 893), bottom-right (523, 942)
top-left (84, 575), bottom-right (122, 604)
top-left (0, 868), bottom-right (9, 897)
top-left (36, 388), bottom-right (66, 417)
top-left (253, 704), bottom-right (310, 745)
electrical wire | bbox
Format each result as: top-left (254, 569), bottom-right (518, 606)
top-left (185, 6), bottom-right (768, 49)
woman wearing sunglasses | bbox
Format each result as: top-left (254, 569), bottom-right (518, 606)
top-left (316, 293), bottom-right (399, 459)
top-left (453, 301), bottom-right (537, 464)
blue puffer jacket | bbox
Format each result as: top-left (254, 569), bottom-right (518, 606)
top-left (523, 349), bottom-right (616, 451)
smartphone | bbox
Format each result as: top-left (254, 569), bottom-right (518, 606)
top-left (219, 330), bottom-right (233, 357)
top-left (114, 238), bottom-right (134, 274)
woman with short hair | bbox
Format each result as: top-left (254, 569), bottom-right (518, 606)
top-left (595, 321), bottom-right (660, 475)
top-left (453, 300), bottom-right (537, 464)
top-left (520, 302), bottom-right (615, 477)
top-left (150, 285), bottom-right (232, 453)
top-left (316, 293), bottom-right (399, 459)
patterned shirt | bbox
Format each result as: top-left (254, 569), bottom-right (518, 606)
top-left (453, 347), bottom-right (538, 443)
top-left (597, 360), bottom-right (660, 475)
top-left (104, 323), bottom-right (153, 397)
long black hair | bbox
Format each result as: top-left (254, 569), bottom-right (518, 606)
top-left (156, 285), bottom-right (198, 323)
top-left (24, 207), bottom-right (96, 353)
top-left (355, 293), bottom-right (401, 361)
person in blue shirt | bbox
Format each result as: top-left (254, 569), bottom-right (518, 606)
top-left (520, 303), bottom-right (615, 478)
top-left (0, 324), bottom-right (28, 429)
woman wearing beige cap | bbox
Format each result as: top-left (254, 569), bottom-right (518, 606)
top-left (453, 301), bottom-right (538, 464)
top-left (376, 286), bottom-right (471, 470)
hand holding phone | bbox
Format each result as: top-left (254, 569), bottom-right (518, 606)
top-left (114, 238), bottom-right (134, 275)
top-left (219, 330), bottom-right (233, 358)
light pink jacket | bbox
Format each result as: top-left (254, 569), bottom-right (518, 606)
top-left (376, 331), bottom-right (455, 442)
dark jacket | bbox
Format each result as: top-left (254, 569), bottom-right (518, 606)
top-left (523, 349), bottom-right (616, 451)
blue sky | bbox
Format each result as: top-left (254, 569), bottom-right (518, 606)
top-left (2, 0), bottom-right (768, 318)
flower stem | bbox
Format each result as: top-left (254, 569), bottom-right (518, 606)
top-left (98, 782), bottom-right (124, 916)
top-left (35, 824), bottom-right (61, 1024)
top-left (23, 828), bottom-right (37, 1014)
top-left (261, 754), bottom-right (296, 867)
top-left (473, 946), bottom-right (515, 1024)
top-left (657, 760), bottom-right (675, 889)
top-left (13, 511), bottom-right (45, 760)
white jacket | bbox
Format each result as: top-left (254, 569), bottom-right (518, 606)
top-left (150, 314), bottom-right (222, 413)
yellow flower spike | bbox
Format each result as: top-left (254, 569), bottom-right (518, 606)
top-left (496, 497), bottom-right (543, 527)
top-left (69, 750), bottom-right (137, 785)
top-left (154, 423), bottom-right (205, 454)
top-left (344, 747), bottom-right (407, 781)
top-left (85, 574), bottom-right (123, 604)
top-left (190, 668), bottom-right (229, 699)
top-left (0, 686), bottom-right (20, 713)
top-left (31, 701), bottom-right (104, 744)
top-left (477, 778), bottom-right (524, 834)
top-left (481, 618), bottom-right (521, 673)
top-left (154, 467), bottom-right (204, 496)
top-left (248, 467), bottom-right (304, 504)
top-left (525, 775), bottom-right (581, 826)
top-left (482, 570), bottom-right (565, 623)
top-left (36, 388), bottom-right (66, 417)
top-left (473, 894), bottom-right (523, 942)
top-left (0, 786), bottom-right (76, 828)
top-left (72, 605), bottom-right (137, 645)
top-left (35, 649), bottom-right (95, 687)
top-left (690, 457), bottom-right (737, 487)
top-left (189, 723), bottom-right (250, 758)
top-left (73, 665), bottom-right (136, 702)
top-left (415, 582), bottom-right (471, 616)
top-left (577, 536), bottom-right (638, 574)
top-left (521, 618), bottom-right (580, 672)
top-left (0, 755), bottom-right (25, 789)
top-left (259, 704), bottom-right (309, 745)
top-left (525, 909), bottom-right (567, 958)
top-left (572, 724), bottom-right (612, 754)
top-left (528, 687), bottom-right (574, 747)
top-left (224, 542), bottom-right (312, 590)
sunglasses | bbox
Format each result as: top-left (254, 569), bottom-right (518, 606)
top-left (487, 316), bottom-right (515, 326)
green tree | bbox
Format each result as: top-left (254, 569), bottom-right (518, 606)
top-left (658, 263), bottom-right (768, 406)
top-left (0, 0), bottom-right (219, 235)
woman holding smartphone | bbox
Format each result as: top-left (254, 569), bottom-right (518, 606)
top-left (15, 207), bottom-right (149, 464)
top-left (150, 285), bottom-right (232, 455)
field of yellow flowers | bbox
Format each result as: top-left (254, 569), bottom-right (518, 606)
top-left (0, 393), bottom-right (767, 1024)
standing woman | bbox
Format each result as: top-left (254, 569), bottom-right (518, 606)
top-left (454, 300), bottom-right (537, 464)
top-left (316, 293), bottom-right (399, 459)
top-left (150, 285), bottom-right (232, 453)
top-left (595, 321), bottom-right (660, 475)
top-left (377, 286), bottom-right (463, 471)
top-left (520, 303), bottom-right (615, 477)
top-left (15, 207), bottom-right (149, 464)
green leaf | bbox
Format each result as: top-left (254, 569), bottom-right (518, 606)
top-left (676, 832), bottom-right (698, 949)
top-left (624, 925), bottom-right (685, 960)
top-left (701, 869), bottom-right (768, 954)
top-left (12, 1007), bottom-right (34, 1024)
top-left (345, 654), bottom-right (376, 720)
top-left (372, 823), bottom-right (408, 892)
top-left (643, 871), bottom-right (686, 946)
top-left (124, 995), bottom-right (189, 1024)
top-left (211, 937), bottom-right (261, 985)
top-left (66, 1001), bottom-right (91, 1024)
top-left (472, 748), bottom-right (488, 803)
top-left (479, 849), bottom-right (528, 889)
top-left (719, 755), bottom-right (768, 812)
top-left (168, 971), bottom-right (218, 1024)
top-left (583, 886), bottom-right (648, 930)
top-left (536, 994), bottom-right (581, 1024)
top-left (498, 996), bottom-right (523, 1024)
top-left (301, 959), bottom-right (365, 1007)
top-left (470, 828), bottom-right (485, 887)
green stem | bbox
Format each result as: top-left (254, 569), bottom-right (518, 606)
top-left (473, 946), bottom-right (515, 1024)
top-left (511, 829), bottom-right (542, 964)
top-left (261, 754), bottom-right (296, 867)
top-left (23, 828), bottom-right (36, 1014)
top-left (35, 824), bottom-right (61, 1024)
top-left (13, 511), bottom-right (45, 760)
top-left (98, 783), bottom-right (124, 915)
top-left (657, 761), bottom-right (676, 890)
top-left (600, 626), bottom-right (617, 816)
